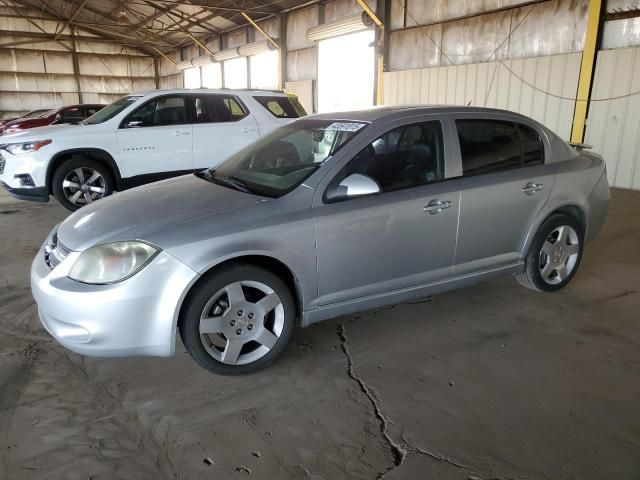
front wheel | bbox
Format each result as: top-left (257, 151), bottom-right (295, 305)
top-left (516, 213), bottom-right (584, 292)
top-left (179, 264), bottom-right (295, 375)
top-left (52, 158), bottom-right (114, 211)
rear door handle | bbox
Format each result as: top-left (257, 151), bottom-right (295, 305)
top-left (423, 199), bottom-right (453, 215)
top-left (521, 182), bottom-right (544, 195)
top-left (173, 130), bottom-right (190, 136)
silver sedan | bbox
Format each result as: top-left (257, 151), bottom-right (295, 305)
top-left (31, 106), bottom-right (610, 375)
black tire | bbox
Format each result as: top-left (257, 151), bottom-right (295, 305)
top-left (516, 213), bottom-right (584, 292)
top-left (179, 264), bottom-right (296, 375)
top-left (52, 157), bottom-right (114, 211)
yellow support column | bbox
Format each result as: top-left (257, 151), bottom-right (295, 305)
top-left (356, 0), bottom-right (384, 106)
top-left (571, 0), bottom-right (603, 143)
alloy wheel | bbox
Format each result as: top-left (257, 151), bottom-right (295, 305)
top-left (199, 280), bottom-right (284, 365)
top-left (62, 167), bottom-right (106, 207)
top-left (538, 225), bottom-right (580, 285)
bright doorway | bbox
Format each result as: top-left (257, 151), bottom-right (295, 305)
top-left (317, 29), bottom-right (375, 113)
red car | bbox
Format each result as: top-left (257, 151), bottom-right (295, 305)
top-left (0, 109), bottom-right (50, 128)
top-left (0, 104), bottom-right (105, 135)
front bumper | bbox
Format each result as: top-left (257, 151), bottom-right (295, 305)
top-left (31, 235), bottom-right (199, 357)
top-left (1, 182), bottom-right (49, 202)
top-left (0, 149), bottom-right (50, 202)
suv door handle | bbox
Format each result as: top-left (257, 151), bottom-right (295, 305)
top-left (172, 130), bottom-right (190, 136)
top-left (423, 200), bottom-right (453, 215)
top-left (241, 127), bottom-right (257, 133)
top-left (521, 182), bottom-right (544, 195)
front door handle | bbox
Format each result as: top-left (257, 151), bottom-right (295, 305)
top-left (423, 199), bottom-right (453, 215)
top-left (172, 130), bottom-right (191, 136)
top-left (241, 127), bottom-right (257, 133)
top-left (521, 182), bottom-right (544, 195)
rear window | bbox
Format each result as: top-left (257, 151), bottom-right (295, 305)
top-left (254, 95), bottom-right (307, 118)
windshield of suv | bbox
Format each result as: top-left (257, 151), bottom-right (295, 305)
top-left (199, 119), bottom-right (367, 198)
top-left (25, 109), bottom-right (49, 118)
top-left (84, 96), bottom-right (140, 125)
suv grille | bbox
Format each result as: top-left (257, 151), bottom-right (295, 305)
top-left (44, 233), bottom-right (70, 269)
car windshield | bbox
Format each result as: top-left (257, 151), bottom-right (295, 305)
top-left (25, 109), bottom-right (48, 118)
top-left (84, 96), bottom-right (140, 125)
top-left (199, 119), bottom-right (367, 198)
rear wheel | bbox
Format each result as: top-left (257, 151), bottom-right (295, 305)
top-left (52, 157), bottom-right (114, 211)
top-left (516, 213), bottom-right (584, 292)
top-left (179, 264), bottom-right (295, 375)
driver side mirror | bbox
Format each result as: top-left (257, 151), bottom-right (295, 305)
top-left (325, 173), bottom-right (381, 202)
top-left (126, 119), bottom-right (143, 128)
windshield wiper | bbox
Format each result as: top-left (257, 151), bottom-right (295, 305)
top-left (217, 175), bottom-right (253, 193)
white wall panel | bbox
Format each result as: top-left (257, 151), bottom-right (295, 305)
top-left (287, 6), bottom-right (319, 51)
top-left (325, 0), bottom-right (377, 23)
top-left (389, 0), bottom-right (588, 70)
top-left (585, 46), bottom-right (640, 190)
top-left (383, 52), bottom-right (581, 139)
top-left (286, 47), bottom-right (317, 82)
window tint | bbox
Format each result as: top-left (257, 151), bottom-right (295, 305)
top-left (341, 121), bottom-right (444, 193)
top-left (190, 95), bottom-right (247, 123)
top-left (518, 123), bottom-right (544, 165)
top-left (254, 96), bottom-right (307, 118)
top-left (85, 106), bottom-right (101, 117)
top-left (59, 107), bottom-right (81, 118)
top-left (126, 96), bottom-right (186, 127)
top-left (456, 120), bottom-right (522, 176)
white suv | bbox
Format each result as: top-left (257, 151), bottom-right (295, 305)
top-left (0, 89), bottom-right (306, 210)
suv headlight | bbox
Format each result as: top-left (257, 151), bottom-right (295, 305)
top-left (3, 139), bottom-right (51, 155)
top-left (68, 241), bottom-right (159, 284)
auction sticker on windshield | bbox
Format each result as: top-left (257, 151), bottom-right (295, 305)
top-left (326, 122), bottom-right (366, 132)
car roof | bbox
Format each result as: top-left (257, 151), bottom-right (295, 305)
top-left (306, 105), bottom-right (540, 123)
top-left (132, 88), bottom-right (288, 97)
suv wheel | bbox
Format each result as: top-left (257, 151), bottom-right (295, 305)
top-left (179, 264), bottom-right (295, 375)
top-left (516, 213), bottom-right (584, 292)
top-left (52, 158), bottom-right (114, 211)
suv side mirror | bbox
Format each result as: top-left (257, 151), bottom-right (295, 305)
top-left (126, 119), bottom-right (143, 128)
top-left (325, 173), bottom-right (381, 202)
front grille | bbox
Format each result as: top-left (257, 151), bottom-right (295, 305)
top-left (44, 233), bottom-right (70, 269)
top-left (0, 153), bottom-right (5, 174)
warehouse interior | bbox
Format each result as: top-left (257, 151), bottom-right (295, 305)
top-left (0, 0), bottom-right (639, 479)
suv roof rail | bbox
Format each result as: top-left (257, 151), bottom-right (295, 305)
top-left (219, 87), bottom-right (285, 94)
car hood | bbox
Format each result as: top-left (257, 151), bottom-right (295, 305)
top-left (0, 123), bottom-right (84, 141)
top-left (57, 174), bottom-right (270, 252)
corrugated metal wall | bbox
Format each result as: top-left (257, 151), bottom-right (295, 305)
top-left (0, 5), bottom-right (156, 118)
top-left (383, 53), bottom-right (581, 140)
top-left (585, 46), bottom-right (640, 190)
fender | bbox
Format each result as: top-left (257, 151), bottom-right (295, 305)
top-left (46, 148), bottom-right (123, 191)
top-left (521, 201), bottom-right (587, 257)
top-left (169, 251), bottom-right (308, 355)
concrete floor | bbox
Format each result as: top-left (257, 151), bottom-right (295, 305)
top-left (0, 188), bottom-right (638, 480)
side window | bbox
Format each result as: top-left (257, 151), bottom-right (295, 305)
top-left (60, 108), bottom-right (80, 118)
top-left (189, 95), bottom-right (247, 123)
top-left (125, 96), bottom-right (186, 127)
top-left (518, 123), bottom-right (544, 165)
top-left (85, 106), bottom-right (100, 117)
top-left (456, 120), bottom-right (521, 176)
top-left (340, 121), bottom-right (445, 194)
top-left (253, 96), bottom-right (306, 118)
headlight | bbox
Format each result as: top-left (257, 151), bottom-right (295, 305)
top-left (3, 139), bottom-right (51, 155)
top-left (68, 241), bottom-right (159, 284)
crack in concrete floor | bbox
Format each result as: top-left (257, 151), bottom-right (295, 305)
top-left (338, 321), bottom-right (506, 480)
